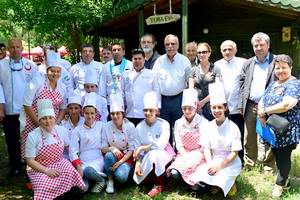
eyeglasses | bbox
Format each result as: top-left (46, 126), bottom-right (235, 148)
top-left (197, 51), bottom-right (209, 54)
top-left (222, 48), bottom-right (232, 52)
top-left (165, 42), bottom-right (177, 46)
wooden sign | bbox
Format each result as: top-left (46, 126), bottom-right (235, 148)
top-left (282, 26), bottom-right (291, 42)
top-left (146, 14), bottom-right (181, 25)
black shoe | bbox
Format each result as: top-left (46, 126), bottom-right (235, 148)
top-left (6, 169), bottom-right (21, 179)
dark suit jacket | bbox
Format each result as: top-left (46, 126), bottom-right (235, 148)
top-left (239, 53), bottom-right (277, 115)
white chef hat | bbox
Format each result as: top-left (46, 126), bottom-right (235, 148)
top-left (84, 68), bottom-right (98, 86)
top-left (67, 89), bottom-right (82, 106)
top-left (37, 99), bottom-right (55, 120)
top-left (182, 88), bottom-right (198, 108)
top-left (46, 50), bottom-right (61, 68)
top-left (110, 92), bottom-right (124, 112)
top-left (83, 92), bottom-right (97, 109)
top-left (144, 91), bottom-right (159, 109)
top-left (209, 82), bottom-right (227, 105)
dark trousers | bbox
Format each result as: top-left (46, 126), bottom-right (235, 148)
top-left (229, 113), bottom-right (245, 164)
top-left (2, 115), bottom-right (22, 172)
top-left (127, 118), bottom-right (144, 127)
top-left (272, 143), bottom-right (297, 186)
top-left (160, 93), bottom-right (183, 146)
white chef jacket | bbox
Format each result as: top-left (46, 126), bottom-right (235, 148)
top-left (81, 92), bottom-right (108, 122)
top-left (103, 59), bottom-right (132, 102)
top-left (22, 75), bottom-right (67, 109)
top-left (122, 68), bottom-right (161, 118)
top-left (0, 83), bottom-right (5, 103)
top-left (25, 125), bottom-right (69, 158)
top-left (102, 119), bottom-right (136, 152)
top-left (0, 57), bottom-right (38, 114)
top-left (214, 57), bottom-right (246, 114)
top-left (69, 121), bottom-right (105, 173)
top-left (38, 63), bottom-right (73, 94)
top-left (152, 53), bottom-right (191, 96)
top-left (60, 117), bottom-right (85, 140)
top-left (70, 60), bottom-right (104, 97)
top-left (59, 58), bottom-right (72, 72)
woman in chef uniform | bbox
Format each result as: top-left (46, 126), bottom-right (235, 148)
top-left (167, 88), bottom-right (208, 190)
top-left (133, 91), bottom-right (175, 198)
top-left (25, 99), bottom-right (85, 200)
top-left (69, 92), bottom-right (106, 193)
top-left (20, 50), bottom-right (67, 157)
top-left (101, 92), bottom-right (136, 194)
top-left (190, 82), bottom-right (242, 197)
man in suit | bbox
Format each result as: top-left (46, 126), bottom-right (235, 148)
top-left (239, 32), bottom-right (276, 171)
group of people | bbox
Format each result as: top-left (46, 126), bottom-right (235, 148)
top-left (0, 31), bottom-right (299, 199)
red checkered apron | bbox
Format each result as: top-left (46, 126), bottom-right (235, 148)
top-left (169, 129), bottom-right (206, 185)
top-left (27, 131), bottom-right (85, 200)
top-left (21, 80), bottom-right (64, 158)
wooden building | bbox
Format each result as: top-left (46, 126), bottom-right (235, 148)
top-left (88, 0), bottom-right (300, 73)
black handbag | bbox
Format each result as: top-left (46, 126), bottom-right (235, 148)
top-left (266, 114), bottom-right (289, 134)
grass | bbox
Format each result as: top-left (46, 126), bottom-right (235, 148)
top-left (0, 131), bottom-right (300, 200)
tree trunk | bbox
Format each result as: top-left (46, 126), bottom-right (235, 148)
top-left (92, 33), bottom-right (100, 61)
top-left (67, 21), bottom-right (82, 62)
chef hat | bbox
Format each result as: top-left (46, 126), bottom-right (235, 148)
top-left (67, 89), bottom-right (82, 106)
top-left (182, 88), bottom-right (198, 108)
top-left (46, 50), bottom-right (61, 68)
top-left (83, 92), bottom-right (97, 109)
top-left (110, 92), bottom-right (124, 112)
top-left (144, 91), bottom-right (159, 109)
top-left (37, 99), bottom-right (55, 120)
top-left (209, 82), bottom-right (227, 105)
top-left (84, 68), bottom-right (98, 86)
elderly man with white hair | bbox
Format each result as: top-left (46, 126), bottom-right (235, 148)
top-left (214, 40), bottom-right (246, 163)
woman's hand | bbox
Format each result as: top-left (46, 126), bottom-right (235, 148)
top-left (134, 161), bottom-right (143, 176)
top-left (207, 164), bottom-right (222, 176)
top-left (111, 161), bottom-right (122, 171)
top-left (45, 168), bottom-right (60, 177)
top-left (257, 109), bottom-right (267, 126)
top-left (133, 147), bottom-right (141, 161)
top-left (110, 147), bottom-right (123, 160)
top-left (76, 165), bottom-right (84, 177)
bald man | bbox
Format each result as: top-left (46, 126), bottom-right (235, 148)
top-left (0, 37), bottom-right (38, 178)
top-left (214, 40), bottom-right (247, 163)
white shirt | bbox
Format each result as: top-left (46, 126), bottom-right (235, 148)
top-left (0, 57), bottom-right (38, 114)
top-left (69, 121), bottom-right (105, 173)
top-left (201, 118), bottom-right (242, 158)
top-left (23, 75), bottom-right (67, 109)
top-left (70, 60), bottom-right (104, 97)
top-left (25, 125), bottom-right (69, 158)
top-left (153, 53), bottom-right (191, 96)
top-left (102, 119), bottom-right (136, 151)
top-left (122, 68), bottom-right (161, 118)
top-left (38, 63), bottom-right (73, 94)
top-left (59, 58), bottom-right (72, 72)
top-left (103, 59), bottom-right (132, 101)
top-left (214, 56), bottom-right (246, 114)
top-left (0, 83), bottom-right (4, 103)
top-left (60, 117), bottom-right (85, 140)
top-left (136, 118), bottom-right (170, 150)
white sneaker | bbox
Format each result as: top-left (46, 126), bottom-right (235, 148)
top-left (91, 181), bottom-right (106, 193)
top-left (106, 180), bottom-right (114, 194)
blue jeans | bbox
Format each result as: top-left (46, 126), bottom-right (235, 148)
top-left (83, 166), bottom-right (105, 190)
top-left (104, 151), bottom-right (131, 183)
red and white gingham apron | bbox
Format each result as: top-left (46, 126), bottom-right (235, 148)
top-left (169, 129), bottom-right (206, 185)
top-left (21, 80), bottom-right (64, 158)
top-left (27, 131), bottom-right (85, 200)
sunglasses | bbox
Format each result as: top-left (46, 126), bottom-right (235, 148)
top-left (197, 51), bottom-right (209, 54)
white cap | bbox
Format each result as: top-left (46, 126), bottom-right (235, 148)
top-left (110, 92), bottom-right (124, 112)
top-left (209, 82), bottom-right (227, 105)
top-left (37, 99), bottom-right (55, 120)
top-left (67, 89), bottom-right (82, 106)
top-left (84, 68), bottom-right (98, 86)
top-left (144, 91), bottom-right (158, 109)
top-left (182, 88), bottom-right (198, 108)
top-left (83, 92), bottom-right (97, 109)
top-left (46, 50), bottom-right (61, 68)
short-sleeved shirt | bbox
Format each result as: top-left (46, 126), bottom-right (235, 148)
top-left (261, 79), bottom-right (300, 147)
top-left (25, 125), bottom-right (69, 158)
